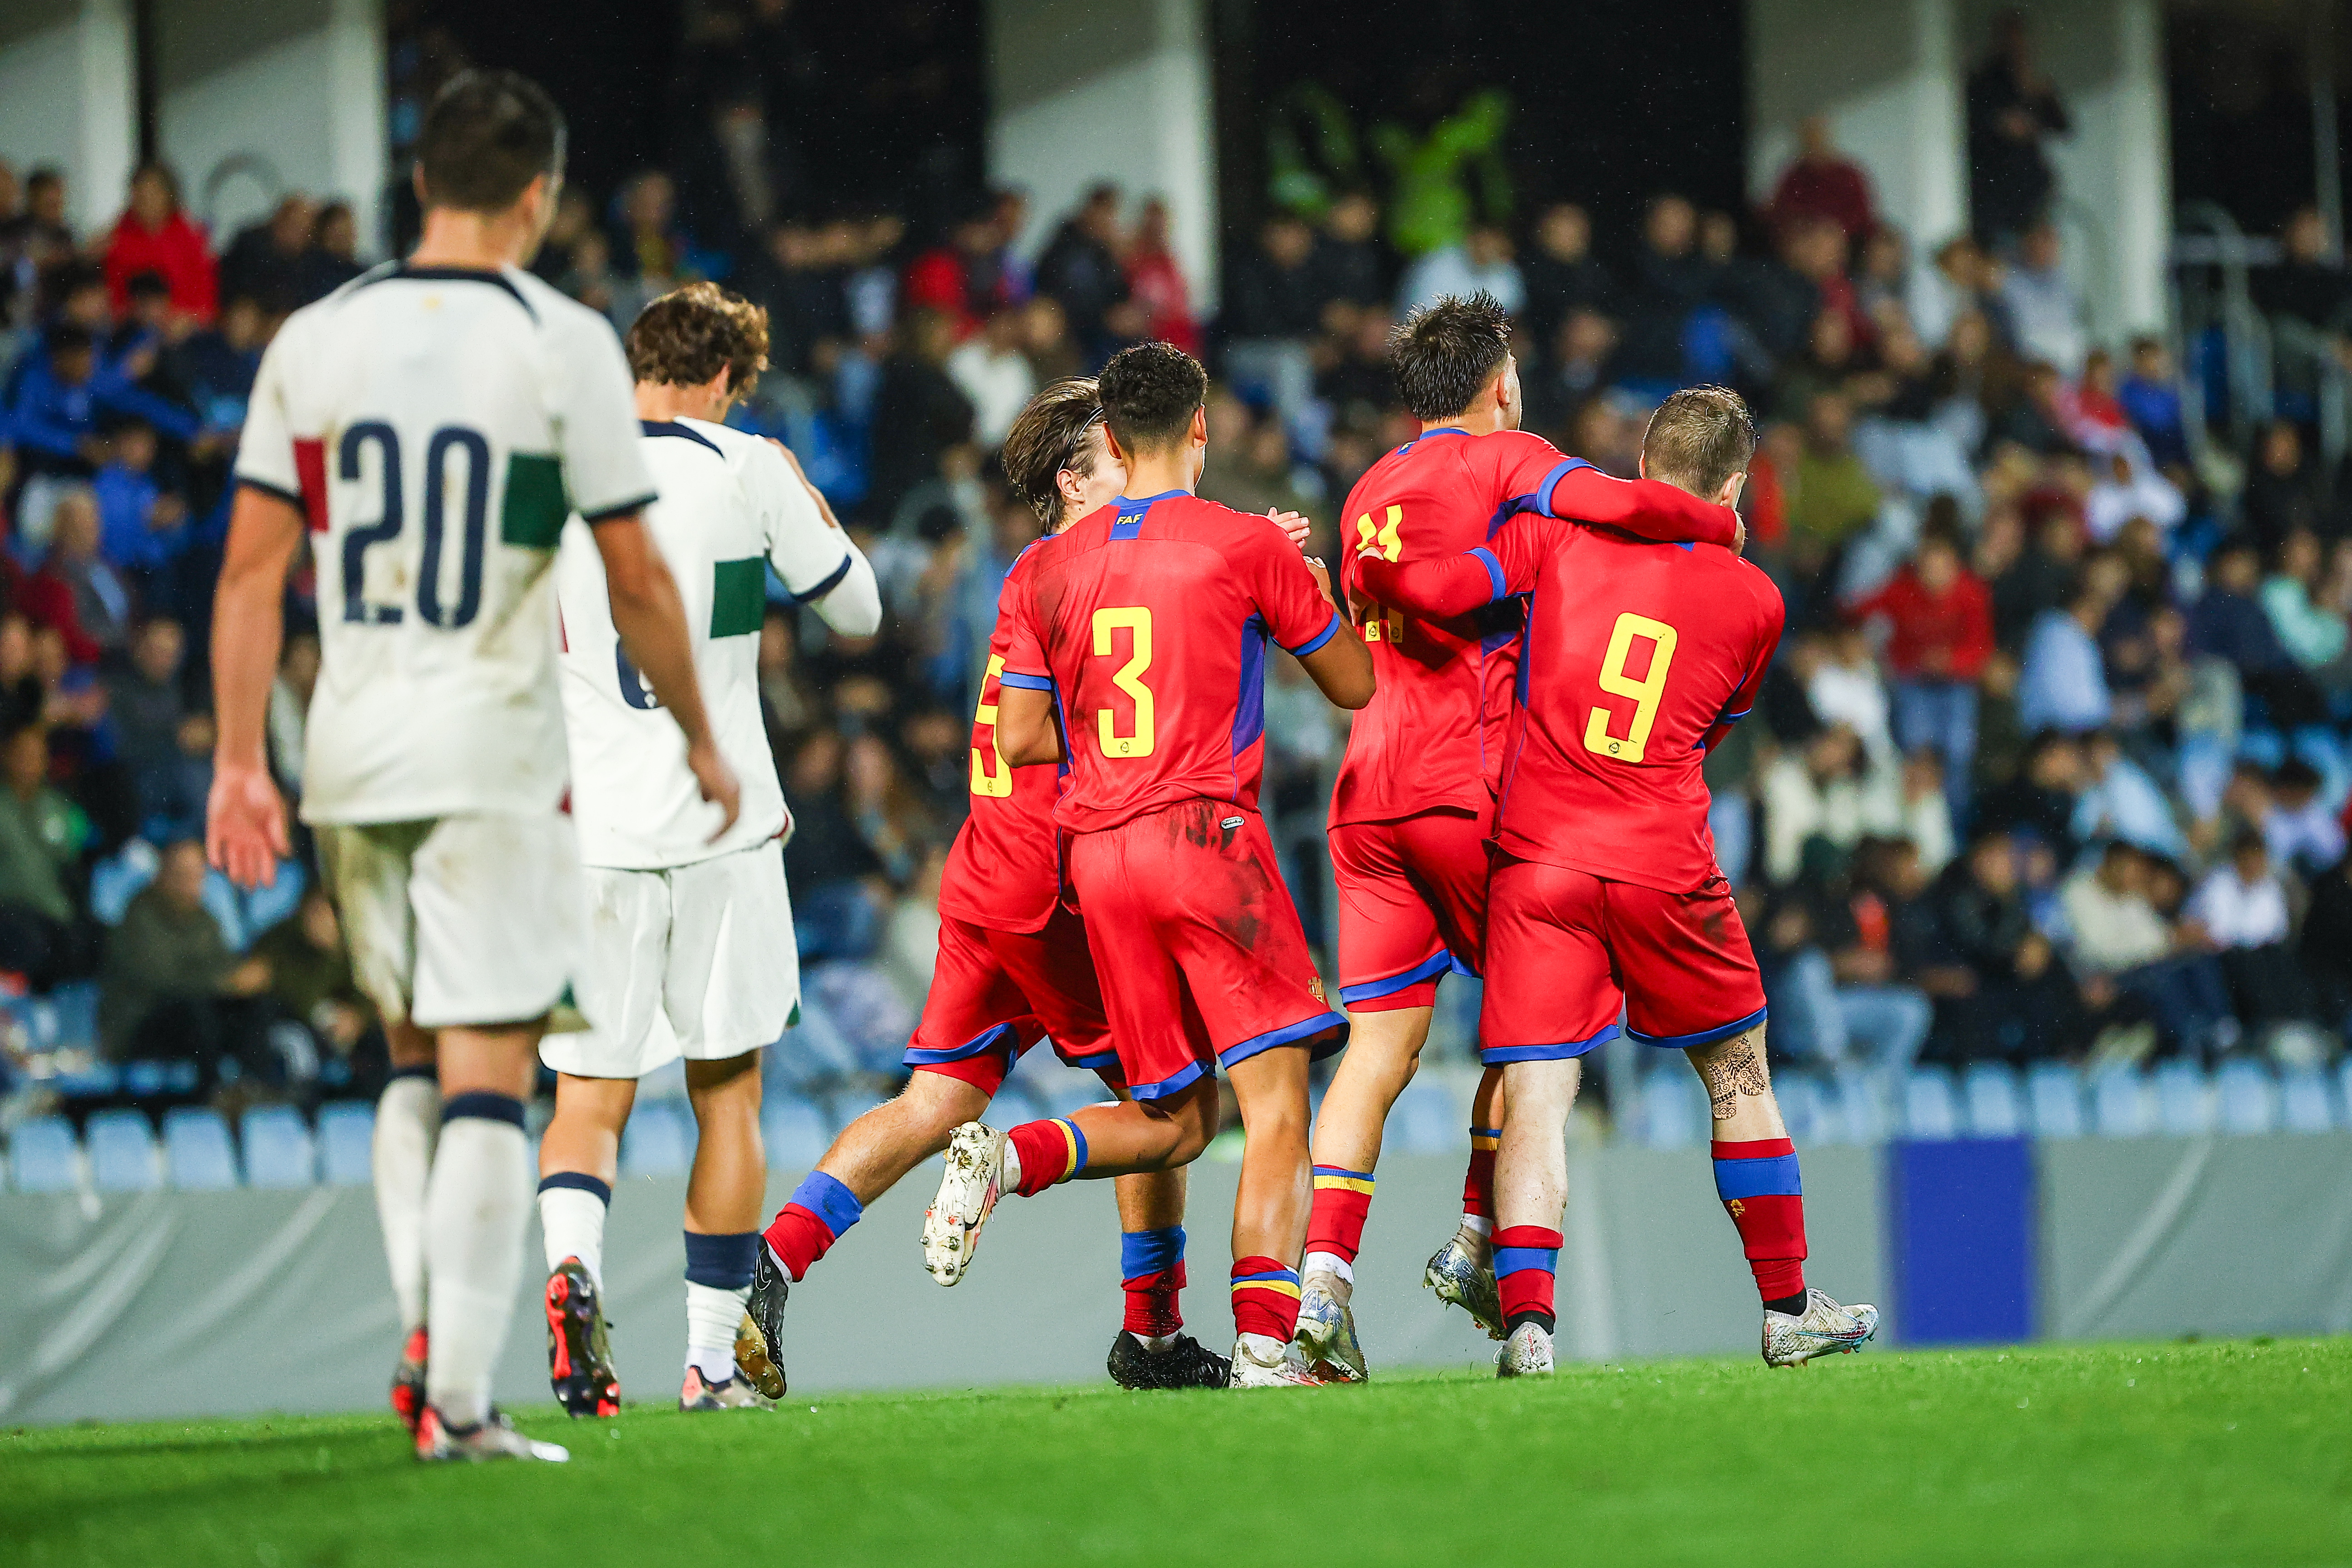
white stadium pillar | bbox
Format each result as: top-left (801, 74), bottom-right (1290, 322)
top-left (985, 0), bottom-right (1219, 307)
top-left (0, 0), bottom-right (138, 236)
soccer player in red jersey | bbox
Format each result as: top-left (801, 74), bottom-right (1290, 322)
top-left (1357, 386), bottom-right (1879, 1375)
top-left (1298, 294), bottom-right (1743, 1380)
top-left (740, 380), bottom-right (1279, 1394)
top-left (920, 340), bottom-right (1374, 1388)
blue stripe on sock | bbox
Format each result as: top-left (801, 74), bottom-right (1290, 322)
top-left (442, 1091), bottom-right (524, 1128)
top-left (788, 1170), bottom-right (864, 1238)
top-left (1713, 1152), bottom-right (1803, 1201)
top-left (1120, 1225), bottom-right (1184, 1279)
top-left (1493, 1246), bottom-right (1561, 1279)
top-left (1061, 1118), bottom-right (1089, 1176)
top-left (537, 1171), bottom-right (612, 1205)
top-left (684, 1230), bottom-right (759, 1289)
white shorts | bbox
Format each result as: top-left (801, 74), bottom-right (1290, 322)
top-left (539, 840), bottom-right (799, 1080)
top-left (316, 812), bottom-right (586, 1032)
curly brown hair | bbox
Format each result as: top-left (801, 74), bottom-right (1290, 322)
top-left (624, 282), bottom-right (770, 396)
top-left (1001, 377), bottom-right (1105, 526)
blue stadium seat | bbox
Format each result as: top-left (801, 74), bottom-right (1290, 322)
top-left (49, 982), bottom-right (101, 1050)
top-left (8, 1116), bottom-right (80, 1193)
top-left (1774, 1071), bottom-right (1834, 1146)
top-left (241, 1105), bottom-right (317, 1187)
top-left (2026, 1063), bottom-right (2086, 1140)
top-left (1828, 1069), bottom-right (1888, 1145)
top-left (163, 1108), bottom-right (239, 1190)
top-left (316, 1102), bottom-right (376, 1185)
top-left (2153, 1061), bottom-right (2214, 1137)
top-left (1962, 1063), bottom-right (2024, 1138)
top-left (1902, 1067), bottom-right (1960, 1140)
top-left (2213, 1060), bottom-right (2278, 1136)
top-left (1388, 1076), bottom-right (1462, 1155)
top-left (760, 1096), bottom-right (831, 1170)
top-left (619, 1100), bottom-right (691, 1177)
top-left (121, 1059), bottom-right (203, 1099)
top-left (86, 1109), bottom-right (161, 1192)
top-left (50, 1060), bottom-right (121, 1100)
top-left (2090, 1069), bottom-right (2156, 1139)
top-left (1639, 1067), bottom-right (1707, 1150)
top-left (2280, 1067), bottom-right (2338, 1134)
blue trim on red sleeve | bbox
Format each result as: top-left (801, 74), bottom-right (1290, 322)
top-left (1129, 1059), bottom-right (1208, 1102)
top-left (1470, 546), bottom-right (1507, 602)
top-left (1233, 614), bottom-right (1268, 757)
top-left (1219, 1010), bottom-right (1350, 1070)
top-left (1285, 609), bottom-right (1342, 657)
top-left (996, 670), bottom-right (1055, 691)
top-left (1338, 947), bottom-right (1453, 1005)
top-left (903, 1020), bottom-right (1023, 1067)
top-left (1531, 457), bottom-right (1593, 518)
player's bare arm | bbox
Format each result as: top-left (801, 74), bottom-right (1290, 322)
top-left (991, 683), bottom-right (1063, 767)
top-left (1299, 557), bottom-right (1375, 707)
top-left (206, 484), bottom-right (305, 889)
top-left (593, 514), bottom-right (742, 834)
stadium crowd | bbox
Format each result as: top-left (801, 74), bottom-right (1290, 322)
top-left (3, 39), bottom-right (2352, 1129)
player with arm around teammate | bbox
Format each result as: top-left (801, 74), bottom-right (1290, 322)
top-left (532, 283), bottom-right (880, 1416)
top-left (207, 71), bottom-right (739, 1461)
top-left (1357, 386), bottom-right (1878, 1377)
top-left (1299, 294), bottom-right (1742, 1379)
top-left (920, 341), bottom-right (1376, 1388)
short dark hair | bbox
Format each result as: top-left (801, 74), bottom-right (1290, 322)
top-left (1641, 385), bottom-right (1756, 497)
top-left (1098, 341), bottom-right (1205, 456)
top-left (1001, 377), bottom-right (1105, 525)
top-left (417, 70), bottom-right (566, 214)
top-left (624, 282), bottom-right (770, 396)
top-left (1387, 292), bottom-right (1511, 422)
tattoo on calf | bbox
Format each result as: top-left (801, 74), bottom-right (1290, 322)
top-left (1698, 1033), bottom-right (1768, 1122)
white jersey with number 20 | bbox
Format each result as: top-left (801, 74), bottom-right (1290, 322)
top-left (234, 262), bottom-right (655, 826)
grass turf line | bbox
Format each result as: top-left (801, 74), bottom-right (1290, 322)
top-left (5, 1338), bottom-right (2347, 1568)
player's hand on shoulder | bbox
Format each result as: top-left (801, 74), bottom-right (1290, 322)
top-left (205, 761), bottom-right (290, 891)
top-left (689, 740), bottom-right (744, 841)
top-left (1303, 554), bottom-right (1337, 608)
top-left (1267, 508), bottom-right (1312, 550)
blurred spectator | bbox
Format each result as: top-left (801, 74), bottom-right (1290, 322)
top-left (1925, 830), bottom-right (2082, 1062)
top-left (102, 164), bottom-right (216, 325)
top-left (1396, 220), bottom-right (1523, 317)
top-left (1035, 184), bottom-right (1131, 360)
top-left (2262, 760), bottom-right (2347, 878)
top-left (32, 490), bottom-right (133, 663)
top-left (219, 195), bottom-right (318, 315)
top-left (2302, 853), bottom-right (2352, 1031)
top-left (613, 169), bottom-right (690, 285)
top-left (106, 617), bottom-right (186, 786)
top-left (1760, 723), bottom-right (1896, 885)
top-left (299, 201), bottom-right (366, 301)
top-left (2060, 841), bottom-right (2234, 1055)
top-left (0, 722), bottom-right (96, 988)
top-left (6, 324), bottom-right (109, 479)
top-left (2117, 337), bottom-right (2189, 470)
top-left (1520, 202), bottom-right (1617, 356)
top-left (1850, 513), bottom-right (1993, 813)
top-left (98, 837), bottom-right (271, 1066)
top-left (2261, 530), bottom-right (2351, 690)
top-left (1977, 729), bottom-right (2083, 844)
top-left (1767, 115), bottom-right (1878, 241)
top-left (2238, 420), bottom-right (2330, 554)
top-left (2191, 539), bottom-right (2325, 729)
top-left (2188, 830), bottom-right (2318, 1032)
top-left (947, 309), bottom-right (1036, 450)
top-left (867, 308), bottom-right (975, 523)
top-left (2251, 206), bottom-right (2351, 413)
top-left (2073, 729), bottom-right (2188, 861)
top-left (1998, 223), bottom-right (2087, 375)
top-left (758, 609), bottom-right (819, 752)
top-left (905, 198), bottom-right (1018, 340)
top-left (1616, 194), bottom-right (1707, 388)
top-left (843, 732), bottom-right (933, 888)
top-left (1966, 10), bottom-right (2071, 246)
top-left (1223, 212), bottom-right (1322, 422)
top-left (2019, 582), bottom-right (2114, 733)
top-left (92, 420), bottom-right (189, 577)
top-left (1310, 190), bottom-right (1388, 313)
top-left (1124, 198), bottom-right (1199, 354)
top-left (248, 886), bottom-right (375, 1080)
top-left (1784, 391), bottom-right (1881, 580)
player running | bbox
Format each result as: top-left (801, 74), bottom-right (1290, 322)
top-left (916, 341), bottom-right (1374, 1389)
top-left (532, 283), bottom-right (880, 1416)
top-left (1298, 294), bottom-right (1742, 1380)
top-left (739, 378), bottom-right (1292, 1396)
top-left (1356, 385), bottom-right (1878, 1377)
top-left (208, 72), bottom-right (739, 1460)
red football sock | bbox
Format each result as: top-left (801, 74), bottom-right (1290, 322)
top-left (1493, 1225), bottom-right (1561, 1330)
top-left (1121, 1227), bottom-right (1186, 1337)
top-left (1461, 1126), bottom-right (1500, 1220)
top-left (762, 1172), bottom-right (864, 1281)
top-left (1007, 1118), bottom-right (1086, 1197)
top-left (1304, 1166), bottom-right (1375, 1264)
top-left (1711, 1138), bottom-right (1808, 1303)
top-left (1229, 1256), bottom-right (1302, 1342)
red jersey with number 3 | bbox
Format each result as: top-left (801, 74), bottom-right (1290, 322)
top-left (1331, 428), bottom-right (1741, 826)
top-left (999, 490), bottom-right (1343, 835)
top-left (1359, 518), bottom-right (1783, 894)
top-left (936, 541), bottom-right (1062, 933)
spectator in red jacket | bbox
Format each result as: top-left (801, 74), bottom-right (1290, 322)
top-left (1851, 506), bottom-right (1994, 820)
top-left (1124, 198), bottom-right (1198, 354)
top-left (1766, 115), bottom-right (1879, 242)
top-left (102, 164), bottom-right (217, 326)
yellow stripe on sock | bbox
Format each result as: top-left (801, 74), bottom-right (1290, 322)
top-left (1313, 1174), bottom-right (1376, 1195)
top-left (1231, 1278), bottom-right (1303, 1299)
top-left (1469, 1134), bottom-right (1501, 1151)
top-left (1054, 1119), bottom-right (1081, 1181)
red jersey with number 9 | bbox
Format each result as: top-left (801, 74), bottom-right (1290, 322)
top-left (999, 490), bottom-right (1343, 835)
top-left (935, 540), bottom-right (1064, 934)
top-left (1359, 515), bottom-right (1783, 894)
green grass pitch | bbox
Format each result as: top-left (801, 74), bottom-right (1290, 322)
top-left (8, 1339), bottom-right (2348, 1567)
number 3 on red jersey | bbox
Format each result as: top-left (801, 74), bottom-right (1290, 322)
top-left (1093, 607), bottom-right (1155, 758)
top-left (1583, 612), bottom-right (1678, 763)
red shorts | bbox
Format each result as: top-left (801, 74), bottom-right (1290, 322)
top-left (1068, 800), bottom-right (1348, 1101)
top-left (1480, 855), bottom-right (1766, 1065)
top-left (900, 902), bottom-right (1122, 1097)
top-left (1329, 804), bottom-right (1492, 1012)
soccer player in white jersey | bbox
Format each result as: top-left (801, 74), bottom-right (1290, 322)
top-left (532, 283), bottom-right (880, 1415)
top-left (208, 71), bottom-right (740, 1463)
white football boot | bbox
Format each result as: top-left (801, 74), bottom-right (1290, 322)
top-left (1495, 1321), bottom-right (1555, 1378)
top-left (414, 1404), bottom-right (569, 1463)
top-left (923, 1122), bottom-right (1010, 1285)
top-left (1293, 1270), bottom-right (1368, 1383)
top-left (1423, 1228), bottom-right (1505, 1340)
top-left (1761, 1287), bottom-right (1880, 1367)
top-left (1228, 1334), bottom-right (1327, 1388)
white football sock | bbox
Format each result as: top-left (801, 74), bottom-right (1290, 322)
top-left (685, 1282), bottom-right (749, 1382)
top-left (537, 1183), bottom-right (610, 1289)
top-left (372, 1074), bottom-right (440, 1335)
top-left (1302, 1250), bottom-right (1353, 1284)
top-left (1458, 1213), bottom-right (1494, 1240)
top-left (423, 1112), bottom-right (530, 1427)
top-left (1001, 1132), bottom-right (1023, 1193)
